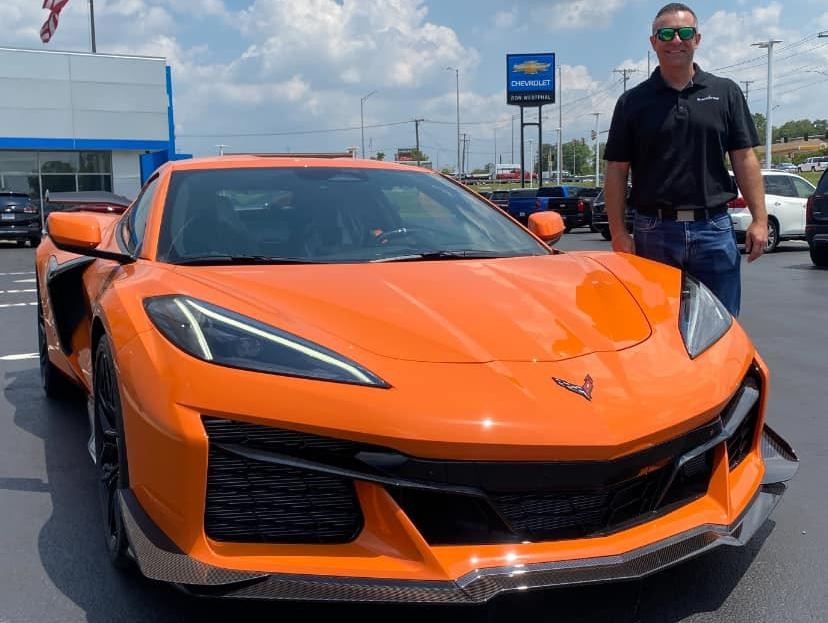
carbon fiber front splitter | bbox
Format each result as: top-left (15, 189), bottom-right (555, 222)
top-left (119, 425), bottom-right (798, 604)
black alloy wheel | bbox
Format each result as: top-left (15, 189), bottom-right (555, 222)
top-left (93, 336), bottom-right (133, 569)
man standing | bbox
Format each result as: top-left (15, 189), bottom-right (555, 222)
top-left (603, 2), bottom-right (767, 317)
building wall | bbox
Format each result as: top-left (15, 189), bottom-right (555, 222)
top-left (112, 151), bottom-right (143, 199)
top-left (0, 48), bottom-right (169, 144)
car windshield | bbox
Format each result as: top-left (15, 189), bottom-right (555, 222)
top-left (156, 167), bottom-right (552, 264)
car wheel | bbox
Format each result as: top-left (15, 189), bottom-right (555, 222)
top-left (16, 239), bottom-right (27, 247)
top-left (93, 336), bottom-right (133, 569)
top-left (38, 295), bottom-right (78, 400)
top-left (765, 218), bottom-right (779, 253)
top-left (600, 229), bottom-right (612, 241)
top-left (810, 244), bottom-right (828, 268)
top-left (29, 236), bottom-right (41, 247)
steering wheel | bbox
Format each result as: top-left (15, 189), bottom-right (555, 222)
top-left (373, 227), bottom-right (420, 245)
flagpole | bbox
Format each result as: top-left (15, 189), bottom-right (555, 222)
top-left (89, 0), bottom-right (97, 53)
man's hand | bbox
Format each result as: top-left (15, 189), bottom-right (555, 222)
top-left (611, 230), bottom-right (635, 254)
top-left (744, 220), bottom-right (768, 262)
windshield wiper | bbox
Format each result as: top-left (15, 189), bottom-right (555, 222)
top-left (173, 255), bottom-right (326, 266)
top-left (371, 250), bottom-right (508, 263)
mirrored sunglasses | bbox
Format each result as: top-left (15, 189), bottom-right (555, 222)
top-left (655, 26), bottom-right (697, 41)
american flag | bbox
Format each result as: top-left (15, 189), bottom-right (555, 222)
top-left (40, 0), bottom-right (70, 44)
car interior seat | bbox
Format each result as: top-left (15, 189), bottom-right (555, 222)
top-left (179, 193), bottom-right (250, 257)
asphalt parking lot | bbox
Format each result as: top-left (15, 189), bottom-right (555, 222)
top-left (1, 233), bottom-right (826, 622)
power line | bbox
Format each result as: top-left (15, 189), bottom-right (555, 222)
top-left (178, 119), bottom-right (413, 138)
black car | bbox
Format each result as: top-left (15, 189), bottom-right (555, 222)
top-left (806, 169), bottom-right (828, 267)
top-left (0, 190), bottom-right (41, 247)
top-left (590, 189), bottom-right (634, 240)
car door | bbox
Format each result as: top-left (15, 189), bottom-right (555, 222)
top-left (790, 176), bottom-right (816, 232)
top-left (763, 174), bottom-right (802, 236)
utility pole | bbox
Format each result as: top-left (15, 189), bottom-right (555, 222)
top-left (557, 64), bottom-right (563, 184)
top-left (647, 50), bottom-right (651, 75)
top-left (446, 67), bottom-right (461, 175)
top-left (413, 118), bottom-right (424, 166)
top-left (360, 90), bottom-right (377, 159)
top-left (216, 144), bottom-right (227, 156)
top-left (613, 68), bottom-right (638, 92)
top-left (751, 39), bottom-right (782, 169)
top-left (740, 80), bottom-right (754, 102)
top-left (591, 113), bottom-right (600, 186)
top-left (89, 0), bottom-right (97, 53)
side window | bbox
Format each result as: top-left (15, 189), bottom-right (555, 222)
top-left (817, 171), bottom-right (828, 194)
top-left (791, 177), bottom-right (815, 199)
top-left (121, 175), bottom-right (160, 252)
top-left (763, 175), bottom-right (794, 198)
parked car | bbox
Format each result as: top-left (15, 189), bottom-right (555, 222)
top-left (43, 191), bottom-right (132, 221)
top-left (590, 189), bottom-right (634, 240)
top-left (505, 187), bottom-right (538, 224)
top-left (728, 170), bottom-right (815, 252)
top-left (534, 185), bottom-right (589, 231)
top-left (0, 190), bottom-right (41, 247)
top-left (36, 155), bottom-right (797, 601)
top-left (797, 156), bottom-right (828, 173)
top-left (772, 162), bottom-right (798, 173)
top-left (489, 189), bottom-right (510, 211)
top-left (806, 168), bottom-right (828, 267)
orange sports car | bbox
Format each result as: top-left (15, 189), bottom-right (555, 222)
top-left (36, 156), bottom-right (798, 602)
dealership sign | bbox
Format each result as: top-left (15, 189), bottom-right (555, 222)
top-left (506, 53), bottom-right (556, 105)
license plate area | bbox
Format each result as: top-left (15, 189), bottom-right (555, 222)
top-left (1, 214), bottom-right (15, 221)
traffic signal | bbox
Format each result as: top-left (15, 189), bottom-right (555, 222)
top-left (591, 130), bottom-right (597, 140)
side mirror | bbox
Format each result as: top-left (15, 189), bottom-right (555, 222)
top-left (528, 211), bottom-right (565, 245)
top-left (47, 212), bottom-right (134, 263)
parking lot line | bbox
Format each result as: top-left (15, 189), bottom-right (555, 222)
top-left (0, 271), bottom-right (34, 276)
top-left (0, 353), bottom-right (38, 361)
top-left (0, 289), bottom-right (36, 294)
top-left (0, 302), bottom-right (37, 309)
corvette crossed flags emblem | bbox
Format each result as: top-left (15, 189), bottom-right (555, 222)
top-left (552, 374), bottom-right (594, 401)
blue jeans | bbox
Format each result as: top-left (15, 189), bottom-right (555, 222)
top-left (633, 211), bottom-right (741, 316)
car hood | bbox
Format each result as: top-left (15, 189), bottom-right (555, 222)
top-left (176, 254), bottom-right (652, 363)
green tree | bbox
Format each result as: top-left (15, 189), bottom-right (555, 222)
top-left (374, 151), bottom-right (385, 161)
top-left (752, 112), bottom-right (766, 140)
top-left (564, 139), bottom-right (593, 176)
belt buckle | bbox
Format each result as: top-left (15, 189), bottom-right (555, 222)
top-left (676, 210), bottom-right (694, 222)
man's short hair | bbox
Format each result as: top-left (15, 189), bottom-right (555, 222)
top-left (653, 3), bottom-right (698, 30)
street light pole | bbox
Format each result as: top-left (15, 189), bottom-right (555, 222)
top-left (592, 112), bottom-right (600, 186)
top-left (751, 40), bottom-right (782, 169)
top-left (445, 67), bottom-right (461, 175)
top-left (360, 90), bottom-right (377, 159)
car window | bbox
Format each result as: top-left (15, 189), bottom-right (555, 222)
top-left (156, 167), bottom-right (551, 263)
top-left (121, 176), bottom-right (158, 253)
top-left (509, 189), bottom-right (537, 198)
top-left (816, 171), bottom-right (828, 194)
top-left (763, 175), bottom-right (795, 198)
top-left (791, 177), bottom-right (815, 199)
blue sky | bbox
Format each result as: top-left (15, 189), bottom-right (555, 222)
top-left (2, 0), bottom-right (828, 171)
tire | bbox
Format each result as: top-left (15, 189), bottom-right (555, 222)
top-left (811, 243), bottom-right (828, 268)
top-left (29, 236), bottom-right (41, 247)
top-left (16, 239), bottom-right (27, 247)
top-left (600, 229), bottom-right (612, 241)
top-left (93, 336), bottom-right (133, 569)
top-left (765, 218), bottom-right (779, 253)
top-left (38, 294), bottom-right (79, 400)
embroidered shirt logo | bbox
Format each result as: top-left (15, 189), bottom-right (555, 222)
top-left (697, 95), bottom-right (720, 102)
top-left (552, 374), bottom-right (594, 401)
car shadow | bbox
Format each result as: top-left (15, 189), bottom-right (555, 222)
top-left (2, 365), bottom-right (772, 623)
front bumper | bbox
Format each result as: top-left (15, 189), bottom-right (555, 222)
top-left (119, 425), bottom-right (797, 603)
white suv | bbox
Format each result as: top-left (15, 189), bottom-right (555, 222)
top-left (798, 156), bottom-right (828, 173)
top-left (728, 170), bottom-right (815, 252)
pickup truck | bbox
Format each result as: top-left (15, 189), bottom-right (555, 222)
top-left (533, 185), bottom-right (592, 231)
top-left (505, 188), bottom-right (538, 224)
top-left (590, 189), bottom-right (634, 240)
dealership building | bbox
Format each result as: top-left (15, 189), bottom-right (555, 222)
top-left (0, 47), bottom-right (182, 205)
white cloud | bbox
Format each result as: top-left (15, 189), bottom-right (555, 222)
top-left (494, 9), bottom-right (518, 29)
top-left (536, 0), bottom-right (629, 31)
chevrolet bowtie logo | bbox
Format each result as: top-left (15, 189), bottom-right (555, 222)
top-left (513, 60), bottom-right (551, 75)
top-left (552, 374), bottom-right (594, 401)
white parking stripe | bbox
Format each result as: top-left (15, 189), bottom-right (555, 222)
top-left (0, 271), bottom-right (35, 276)
top-left (0, 353), bottom-right (38, 361)
top-left (0, 289), bottom-right (36, 294)
top-left (0, 302), bottom-right (37, 308)
top-left (13, 278), bottom-right (36, 283)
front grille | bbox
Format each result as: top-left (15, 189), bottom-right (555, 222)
top-left (727, 408), bottom-right (759, 470)
top-left (203, 418), bottom-right (363, 544)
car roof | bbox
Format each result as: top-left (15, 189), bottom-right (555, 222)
top-left (161, 156), bottom-right (437, 174)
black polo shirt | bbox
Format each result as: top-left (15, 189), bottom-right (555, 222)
top-left (604, 64), bottom-right (759, 210)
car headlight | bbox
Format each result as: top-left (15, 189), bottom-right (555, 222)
top-left (679, 274), bottom-right (733, 359)
top-left (144, 296), bottom-right (390, 387)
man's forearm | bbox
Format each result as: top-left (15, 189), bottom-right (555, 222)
top-left (604, 162), bottom-right (630, 234)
